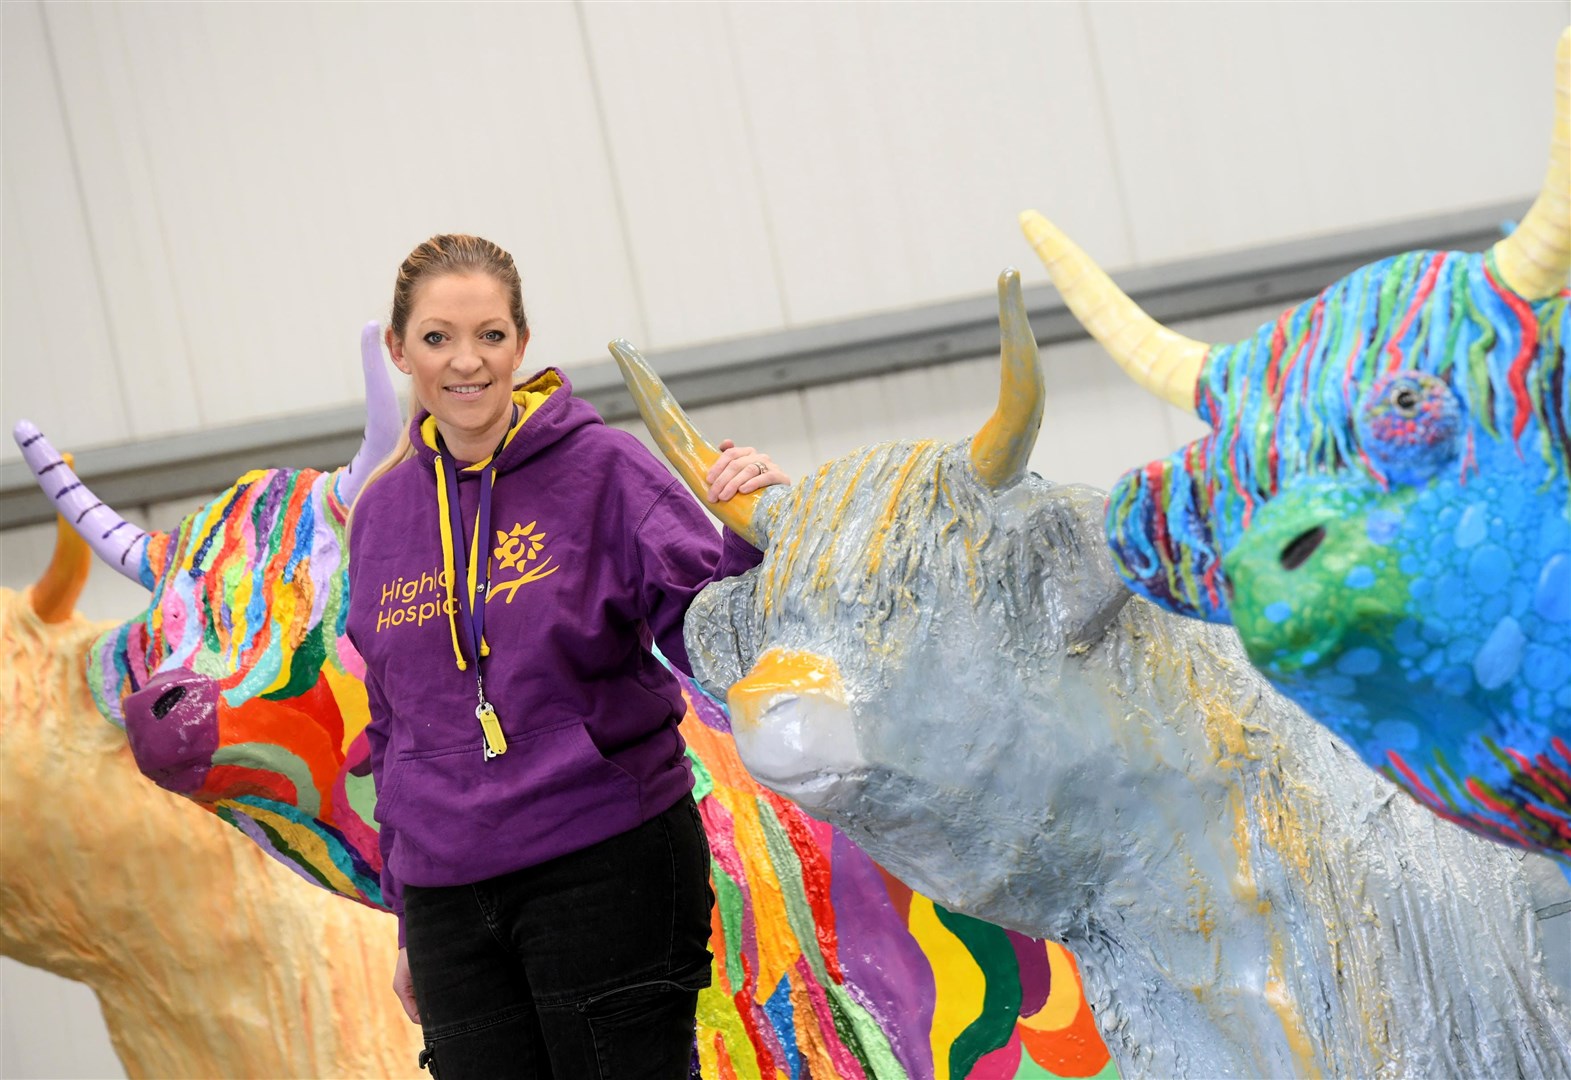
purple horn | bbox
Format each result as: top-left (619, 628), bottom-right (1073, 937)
top-left (14, 321), bottom-right (405, 585)
top-left (335, 320), bottom-right (405, 507)
top-left (12, 421), bottom-right (157, 586)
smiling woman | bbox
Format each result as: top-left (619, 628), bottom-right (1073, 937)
top-left (346, 233), bottom-right (791, 1079)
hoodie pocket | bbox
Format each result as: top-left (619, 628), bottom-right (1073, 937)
top-left (382, 720), bottom-right (644, 880)
top-left (371, 755), bottom-right (407, 828)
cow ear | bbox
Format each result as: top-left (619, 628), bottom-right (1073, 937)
top-left (682, 572), bottom-right (760, 697)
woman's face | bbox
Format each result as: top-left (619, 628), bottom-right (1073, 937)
top-left (389, 272), bottom-right (528, 455)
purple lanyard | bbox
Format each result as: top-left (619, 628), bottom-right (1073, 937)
top-left (441, 454), bottom-right (496, 662)
top-left (437, 413), bottom-right (513, 664)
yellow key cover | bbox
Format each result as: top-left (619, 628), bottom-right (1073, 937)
top-left (476, 702), bottom-right (507, 756)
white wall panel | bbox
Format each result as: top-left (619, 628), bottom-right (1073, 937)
top-left (1089, 2), bottom-right (1569, 264)
top-left (282, 3), bottom-right (644, 374)
top-left (579, 3), bottom-right (786, 348)
top-left (1, 2), bottom-right (127, 456)
top-left (605, 301), bottom-right (1278, 510)
top-left (0, 960), bottom-right (122, 1080)
top-left (7, 2), bottom-right (1567, 470)
top-left (104, 2), bottom-right (354, 429)
top-left (611, 388), bottom-right (819, 533)
top-left (5, 1), bottom-right (643, 464)
top-left (37, 4), bottom-right (204, 442)
top-left (726, 3), bottom-right (1131, 327)
top-left (105, 1), bottom-right (643, 424)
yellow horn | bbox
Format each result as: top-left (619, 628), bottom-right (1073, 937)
top-left (1492, 27), bottom-right (1571, 300)
top-left (1020, 210), bottom-right (1209, 414)
top-left (31, 453), bottom-right (91, 623)
top-left (971, 269), bottom-right (1045, 489)
top-left (608, 340), bottom-right (766, 548)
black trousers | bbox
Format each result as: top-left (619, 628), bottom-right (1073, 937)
top-left (403, 794), bottom-right (714, 1079)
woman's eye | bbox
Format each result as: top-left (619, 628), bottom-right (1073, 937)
top-left (422, 331), bottom-right (445, 346)
top-left (483, 330), bottom-right (506, 343)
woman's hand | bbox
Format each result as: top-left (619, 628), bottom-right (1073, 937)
top-left (706, 439), bottom-right (790, 502)
top-left (394, 947), bottom-right (421, 1024)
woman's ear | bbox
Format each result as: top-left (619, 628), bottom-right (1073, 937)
top-left (514, 327), bottom-right (531, 371)
top-left (386, 327), bottom-right (412, 375)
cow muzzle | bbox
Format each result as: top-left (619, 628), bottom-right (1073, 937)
top-left (123, 667), bottom-right (220, 795)
top-left (726, 648), bottom-right (865, 800)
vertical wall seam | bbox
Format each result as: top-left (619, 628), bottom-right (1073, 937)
top-left (106, 3), bottom-right (203, 429)
top-left (718, 3), bottom-right (792, 328)
top-left (573, 0), bottom-right (651, 348)
top-left (37, 1), bottom-right (135, 420)
top-left (1078, 1), bottom-right (1140, 267)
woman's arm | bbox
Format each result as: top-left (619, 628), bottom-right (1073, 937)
top-left (635, 440), bottom-right (788, 675)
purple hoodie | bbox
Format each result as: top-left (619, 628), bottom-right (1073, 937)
top-left (346, 369), bottom-right (760, 943)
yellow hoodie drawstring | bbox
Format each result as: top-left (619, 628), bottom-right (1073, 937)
top-left (437, 459), bottom-right (507, 670)
top-left (433, 455), bottom-right (468, 672)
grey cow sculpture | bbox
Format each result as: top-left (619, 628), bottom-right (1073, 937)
top-left (608, 271), bottom-right (1571, 1078)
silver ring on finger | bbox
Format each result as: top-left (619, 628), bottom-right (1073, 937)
top-left (754, 460), bottom-right (767, 476)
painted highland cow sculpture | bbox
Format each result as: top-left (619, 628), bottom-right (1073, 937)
top-left (610, 271), bottom-right (1571, 1076)
top-left (12, 333), bottom-right (1113, 1078)
top-left (1022, 28), bottom-right (1570, 864)
top-left (12, 323), bottom-right (405, 908)
top-left (1, 545), bottom-right (423, 1078)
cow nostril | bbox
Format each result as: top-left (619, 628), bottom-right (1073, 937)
top-left (1279, 526), bottom-right (1326, 571)
top-left (151, 685), bottom-right (187, 719)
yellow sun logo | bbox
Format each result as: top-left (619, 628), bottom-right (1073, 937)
top-left (493, 521), bottom-right (546, 571)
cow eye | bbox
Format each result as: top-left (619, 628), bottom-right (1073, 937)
top-left (1355, 371), bottom-right (1463, 486)
top-left (1391, 384), bottom-right (1421, 416)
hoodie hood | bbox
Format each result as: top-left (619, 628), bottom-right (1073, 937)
top-left (409, 368), bottom-right (602, 477)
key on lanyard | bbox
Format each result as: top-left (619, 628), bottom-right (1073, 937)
top-left (477, 676), bottom-right (507, 759)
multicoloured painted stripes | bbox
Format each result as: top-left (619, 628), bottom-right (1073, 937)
top-left (1108, 251), bottom-right (1567, 625)
top-left (1104, 243), bottom-right (1571, 862)
top-left (87, 467), bottom-right (385, 906)
top-left (679, 674), bottom-right (1112, 1079)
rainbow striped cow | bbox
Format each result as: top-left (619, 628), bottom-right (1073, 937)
top-left (14, 330), bottom-right (1112, 1078)
top-left (14, 322), bottom-right (401, 907)
top-left (1023, 30), bottom-right (1571, 865)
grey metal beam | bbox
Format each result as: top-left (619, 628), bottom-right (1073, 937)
top-left (1, 200), bottom-right (1526, 529)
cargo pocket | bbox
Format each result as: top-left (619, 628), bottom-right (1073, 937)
top-left (579, 969), bottom-right (708, 1079)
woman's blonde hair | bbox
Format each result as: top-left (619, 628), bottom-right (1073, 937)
top-left (390, 233), bottom-right (527, 340)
